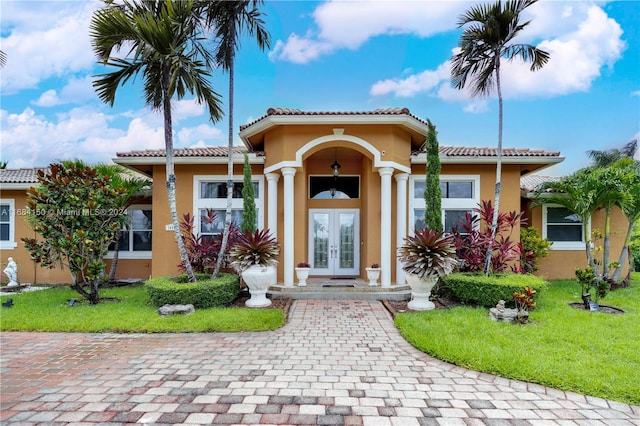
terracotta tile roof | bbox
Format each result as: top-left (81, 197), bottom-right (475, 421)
top-left (438, 146), bottom-right (560, 158)
top-left (520, 175), bottom-right (562, 193)
top-left (116, 146), bottom-right (250, 158)
top-left (0, 167), bottom-right (47, 184)
top-left (239, 107), bottom-right (428, 131)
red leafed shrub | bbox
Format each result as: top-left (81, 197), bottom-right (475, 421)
top-left (450, 200), bottom-right (526, 273)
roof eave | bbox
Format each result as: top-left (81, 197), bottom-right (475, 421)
top-left (0, 183), bottom-right (36, 190)
top-left (411, 154), bottom-right (565, 165)
top-left (240, 114), bottom-right (429, 148)
top-left (113, 153), bottom-right (265, 166)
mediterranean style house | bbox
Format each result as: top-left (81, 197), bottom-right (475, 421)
top-left (0, 108), bottom-right (629, 286)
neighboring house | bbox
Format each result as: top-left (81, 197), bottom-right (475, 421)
top-left (0, 108), bottom-right (628, 285)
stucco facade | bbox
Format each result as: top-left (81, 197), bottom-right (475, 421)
top-left (1, 108), bottom-right (628, 285)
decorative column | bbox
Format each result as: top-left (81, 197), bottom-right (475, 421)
top-left (395, 173), bottom-right (409, 286)
top-left (281, 167), bottom-right (297, 287)
top-left (379, 167), bottom-right (394, 288)
top-left (265, 173), bottom-right (279, 238)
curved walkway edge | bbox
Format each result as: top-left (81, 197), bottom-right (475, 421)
top-left (1, 299), bottom-right (638, 425)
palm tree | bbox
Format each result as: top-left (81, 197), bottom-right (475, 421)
top-left (588, 139), bottom-right (637, 167)
top-left (451, 0), bottom-right (549, 275)
top-left (200, 0), bottom-right (271, 278)
top-left (0, 50), bottom-right (6, 68)
top-left (586, 141), bottom-right (639, 282)
top-left (90, 0), bottom-right (223, 282)
top-left (535, 170), bottom-right (602, 274)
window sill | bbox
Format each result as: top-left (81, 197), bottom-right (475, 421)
top-left (104, 251), bottom-right (152, 260)
top-left (549, 243), bottom-right (585, 251)
top-left (0, 241), bottom-right (18, 250)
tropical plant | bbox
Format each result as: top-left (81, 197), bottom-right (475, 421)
top-left (587, 139), bottom-right (637, 167)
top-left (536, 165), bottom-right (631, 281)
top-left (423, 119), bottom-right (442, 231)
top-left (0, 161), bottom-right (7, 169)
top-left (201, 0), bottom-right (271, 279)
top-left (519, 226), bottom-right (552, 273)
top-left (398, 228), bottom-right (458, 279)
top-left (179, 210), bottom-right (240, 274)
top-left (450, 200), bottom-right (525, 273)
top-left (229, 229), bottom-right (279, 273)
top-left (241, 153), bottom-right (257, 234)
top-left (451, 0), bottom-right (549, 276)
top-left (0, 49), bottom-right (6, 68)
top-left (90, 0), bottom-right (223, 282)
top-left (512, 286), bottom-right (536, 323)
top-left (630, 219), bottom-right (640, 272)
top-left (297, 262), bottom-right (311, 268)
top-left (21, 163), bottom-right (127, 304)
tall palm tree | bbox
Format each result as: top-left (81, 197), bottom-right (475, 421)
top-left (0, 50), bottom-right (7, 68)
top-left (201, 0), bottom-right (271, 278)
top-left (90, 0), bottom-right (223, 282)
top-left (451, 0), bottom-right (549, 275)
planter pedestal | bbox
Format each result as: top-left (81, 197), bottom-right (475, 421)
top-left (295, 267), bottom-right (310, 287)
top-left (241, 265), bottom-right (274, 308)
top-left (366, 268), bottom-right (381, 286)
top-left (405, 273), bottom-right (438, 311)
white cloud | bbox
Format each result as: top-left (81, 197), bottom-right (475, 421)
top-left (269, 1), bottom-right (468, 63)
top-left (0, 2), bottom-right (99, 93)
top-left (0, 105), bottom-right (225, 167)
top-left (631, 90), bottom-right (640, 97)
top-left (370, 62), bottom-right (450, 97)
top-left (32, 90), bottom-right (60, 107)
top-left (178, 124), bottom-right (223, 147)
top-left (369, 3), bottom-right (626, 108)
top-left (31, 75), bottom-right (96, 107)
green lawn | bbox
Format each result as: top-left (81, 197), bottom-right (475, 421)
top-left (395, 272), bottom-right (640, 406)
top-left (0, 285), bottom-right (285, 333)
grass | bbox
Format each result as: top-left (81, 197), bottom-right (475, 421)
top-left (0, 284), bottom-right (285, 333)
top-left (395, 272), bottom-right (640, 406)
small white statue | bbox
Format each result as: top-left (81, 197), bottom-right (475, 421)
top-left (496, 300), bottom-right (506, 312)
top-left (3, 257), bottom-right (18, 287)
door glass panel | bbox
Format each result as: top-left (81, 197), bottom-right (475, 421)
top-left (339, 213), bottom-right (355, 269)
top-left (313, 213), bottom-right (330, 269)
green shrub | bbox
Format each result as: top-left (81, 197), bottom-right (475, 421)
top-left (145, 273), bottom-right (240, 308)
top-left (441, 272), bottom-right (548, 308)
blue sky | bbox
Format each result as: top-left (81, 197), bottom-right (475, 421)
top-left (1, 0), bottom-right (639, 176)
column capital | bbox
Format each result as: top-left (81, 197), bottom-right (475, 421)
top-left (378, 167), bottom-right (394, 177)
top-left (394, 172), bottom-right (409, 182)
top-left (265, 172), bottom-right (280, 182)
top-left (281, 167), bottom-right (297, 177)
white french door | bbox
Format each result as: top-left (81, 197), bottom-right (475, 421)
top-left (309, 209), bottom-right (360, 276)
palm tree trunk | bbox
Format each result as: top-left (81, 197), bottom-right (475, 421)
top-left (108, 229), bottom-right (122, 282)
top-left (612, 222), bottom-right (633, 282)
top-left (603, 207), bottom-right (611, 279)
top-left (213, 55), bottom-right (235, 279)
top-left (163, 69), bottom-right (197, 282)
top-left (484, 56), bottom-right (502, 276)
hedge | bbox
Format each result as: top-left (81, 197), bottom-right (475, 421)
top-left (145, 273), bottom-right (240, 308)
top-left (440, 273), bottom-right (548, 308)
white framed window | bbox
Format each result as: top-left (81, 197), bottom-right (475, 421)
top-left (193, 175), bottom-right (264, 238)
top-left (0, 199), bottom-right (17, 249)
top-left (106, 205), bottom-right (152, 259)
top-left (410, 175), bottom-right (480, 233)
top-left (542, 204), bottom-right (588, 250)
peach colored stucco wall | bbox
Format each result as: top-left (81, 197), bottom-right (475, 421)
top-left (528, 204), bottom-right (629, 280)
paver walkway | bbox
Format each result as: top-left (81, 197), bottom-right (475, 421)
top-left (1, 299), bottom-right (638, 425)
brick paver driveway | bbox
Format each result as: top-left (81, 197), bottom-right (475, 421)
top-left (1, 299), bottom-right (638, 425)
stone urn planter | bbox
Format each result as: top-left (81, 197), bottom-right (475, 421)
top-left (229, 229), bottom-right (280, 309)
top-left (295, 263), bottom-right (311, 287)
top-left (365, 265), bottom-right (381, 286)
top-left (405, 273), bottom-right (439, 310)
top-left (242, 265), bottom-right (275, 307)
top-left (398, 229), bottom-right (458, 312)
